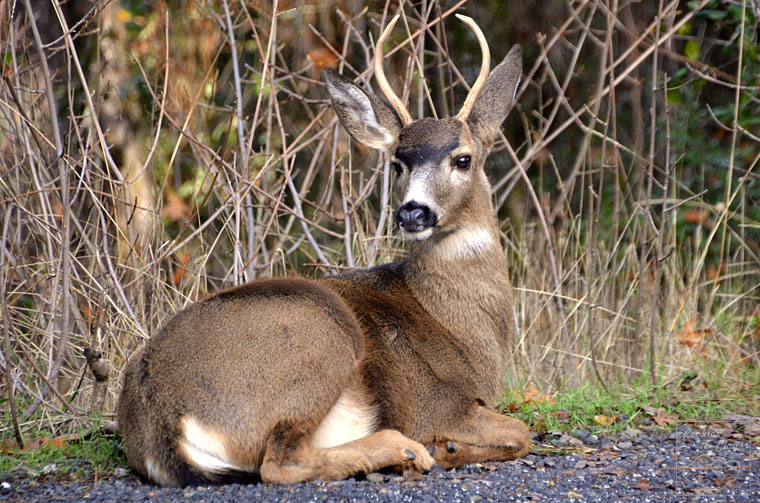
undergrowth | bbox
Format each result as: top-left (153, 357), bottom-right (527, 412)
top-left (503, 368), bottom-right (760, 435)
top-left (0, 426), bottom-right (126, 481)
top-left (1, 0), bottom-right (758, 447)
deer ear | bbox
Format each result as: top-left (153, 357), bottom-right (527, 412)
top-left (323, 69), bottom-right (402, 151)
top-left (467, 44), bottom-right (522, 143)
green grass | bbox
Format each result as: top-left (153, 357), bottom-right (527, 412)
top-left (0, 426), bottom-right (127, 482)
top-left (501, 369), bottom-right (760, 435)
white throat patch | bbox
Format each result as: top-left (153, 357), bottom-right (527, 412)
top-left (434, 227), bottom-right (495, 260)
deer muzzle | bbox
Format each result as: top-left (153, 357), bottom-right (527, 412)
top-left (395, 201), bottom-right (438, 234)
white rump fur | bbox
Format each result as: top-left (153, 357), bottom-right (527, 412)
top-left (311, 390), bottom-right (377, 449)
top-left (435, 227), bottom-right (495, 260)
top-left (179, 416), bottom-right (243, 473)
top-left (145, 455), bottom-right (173, 486)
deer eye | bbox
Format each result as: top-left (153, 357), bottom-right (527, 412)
top-left (392, 162), bottom-right (403, 175)
top-left (455, 155), bottom-right (471, 170)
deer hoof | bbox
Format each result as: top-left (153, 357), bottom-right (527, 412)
top-left (446, 441), bottom-right (457, 453)
top-left (426, 445), bottom-right (438, 458)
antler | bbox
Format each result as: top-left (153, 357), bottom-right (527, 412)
top-left (374, 15), bottom-right (414, 126)
top-left (374, 14), bottom-right (490, 124)
top-left (454, 14), bottom-right (491, 122)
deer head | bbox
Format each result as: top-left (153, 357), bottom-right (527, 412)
top-left (324, 15), bottom-right (521, 251)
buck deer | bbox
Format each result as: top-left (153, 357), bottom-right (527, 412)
top-left (117, 14), bottom-right (529, 487)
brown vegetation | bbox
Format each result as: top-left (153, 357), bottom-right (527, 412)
top-left (1, 0), bottom-right (758, 443)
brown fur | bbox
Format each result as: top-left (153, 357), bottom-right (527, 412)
top-left (118, 42), bottom-right (528, 486)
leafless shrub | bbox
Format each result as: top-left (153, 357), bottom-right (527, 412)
top-left (1, 0), bottom-right (758, 438)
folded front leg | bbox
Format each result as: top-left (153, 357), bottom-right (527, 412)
top-left (260, 426), bottom-right (436, 483)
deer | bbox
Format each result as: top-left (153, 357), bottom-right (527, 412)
top-left (117, 14), bottom-right (529, 487)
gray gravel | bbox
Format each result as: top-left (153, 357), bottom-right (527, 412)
top-left (2, 430), bottom-right (758, 502)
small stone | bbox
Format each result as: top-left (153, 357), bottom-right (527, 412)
top-left (585, 434), bottom-right (600, 445)
top-left (366, 472), bottom-right (385, 483)
top-left (1, 481), bottom-right (11, 491)
top-left (113, 468), bottom-right (130, 478)
top-left (618, 440), bottom-right (633, 449)
top-left (553, 434), bottom-right (583, 447)
top-left (551, 437), bottom-right (567, 447)
top-left (573, 429), bottom-right (591, 440)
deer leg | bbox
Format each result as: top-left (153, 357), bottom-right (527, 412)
top-left (425, 407), bottom-right (530, 469)
top-left (260, 426), bottom-right (435, 483)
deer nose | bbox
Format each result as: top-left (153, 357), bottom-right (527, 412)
top-left (395, 201), bottom-right (437, 232)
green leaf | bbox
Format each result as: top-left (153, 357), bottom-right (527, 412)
top-left (667, 89), bottom-right (682, 104)
top-left (704, 10), bottom-right (728, 20)
top-left (684, 39), bottom-right (700, 60)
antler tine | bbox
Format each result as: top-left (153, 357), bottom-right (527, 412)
top-left (454, 14), bottom-right (491, 122)
top-left (374, 15), bottom-right (414, 126)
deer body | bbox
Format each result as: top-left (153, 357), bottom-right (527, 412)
top-left (118, 15), bottom-right (529, 486)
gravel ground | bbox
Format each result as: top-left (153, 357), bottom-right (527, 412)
top-left (2, 427), bottom-right (758, 502)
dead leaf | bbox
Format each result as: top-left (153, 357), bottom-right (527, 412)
top-left (567, 491), bottom-right (583, 499)
top-left (505, 386), bottom-right (555, 411)
top-left (714, 476), bottom-right (737, 488)
top-left (640, 405), bottom-right (679, 426)
top-left (685, 208), bottom-right (711, 228)
top-left (523, 386), bottom-right (555, 406)
top-left (705, 263), bottom-right (723, 280)
top-left (308, 47), bottom-right (339, 71)
top-left (636, 478), bottom-right (652, 490)
top-left (162, 192), bottom-right (191, 221)
top-left (593, 414), bottom-right (618, 426)
top-left (674, 318), bottom-right (710, 355)
top-left (48, 434), bottom-right (81, 449)
top-left (173, 252), bottom-right (191, 285)
top-left (12, 434), bottom-right (82, 453)
top-left (552, 409), bottom-right (570, 421)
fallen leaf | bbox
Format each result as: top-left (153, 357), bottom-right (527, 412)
top-left (593, 414), bottom-right (618, 426)
top-left (567, 491), bottom-right (583, 498)
top-left (522, 386), bottom-right (555, 406)
top-left (552, 409), bottom-right (570, 421)
top-left (714, 476), bottom-right (737, 488)
top-left (685, 208), bottom-right (711, 227)
top-left (640, 405), bottom-right (679, 426)
top-left (48, 434), bottom-right (81, 449)
top-left (21, 437), bottom-right (48, 451)
top-left (636, 478), bottom-right (652, 490)
top-left (162, 192), bottom-right (191, 221)
top-left (674, 318), bottom-right (710, 355)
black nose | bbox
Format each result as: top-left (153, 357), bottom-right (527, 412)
top-left (395, 201), bottom-right (437, 233)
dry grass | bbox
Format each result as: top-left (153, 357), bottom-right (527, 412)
top-left (1, 0), bottom-right (758, 443)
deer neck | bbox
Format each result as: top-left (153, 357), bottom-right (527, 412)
top-left (402, 213), bottom-right (514, 395)
top-left (404, 220), bottom-right (512, 331)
